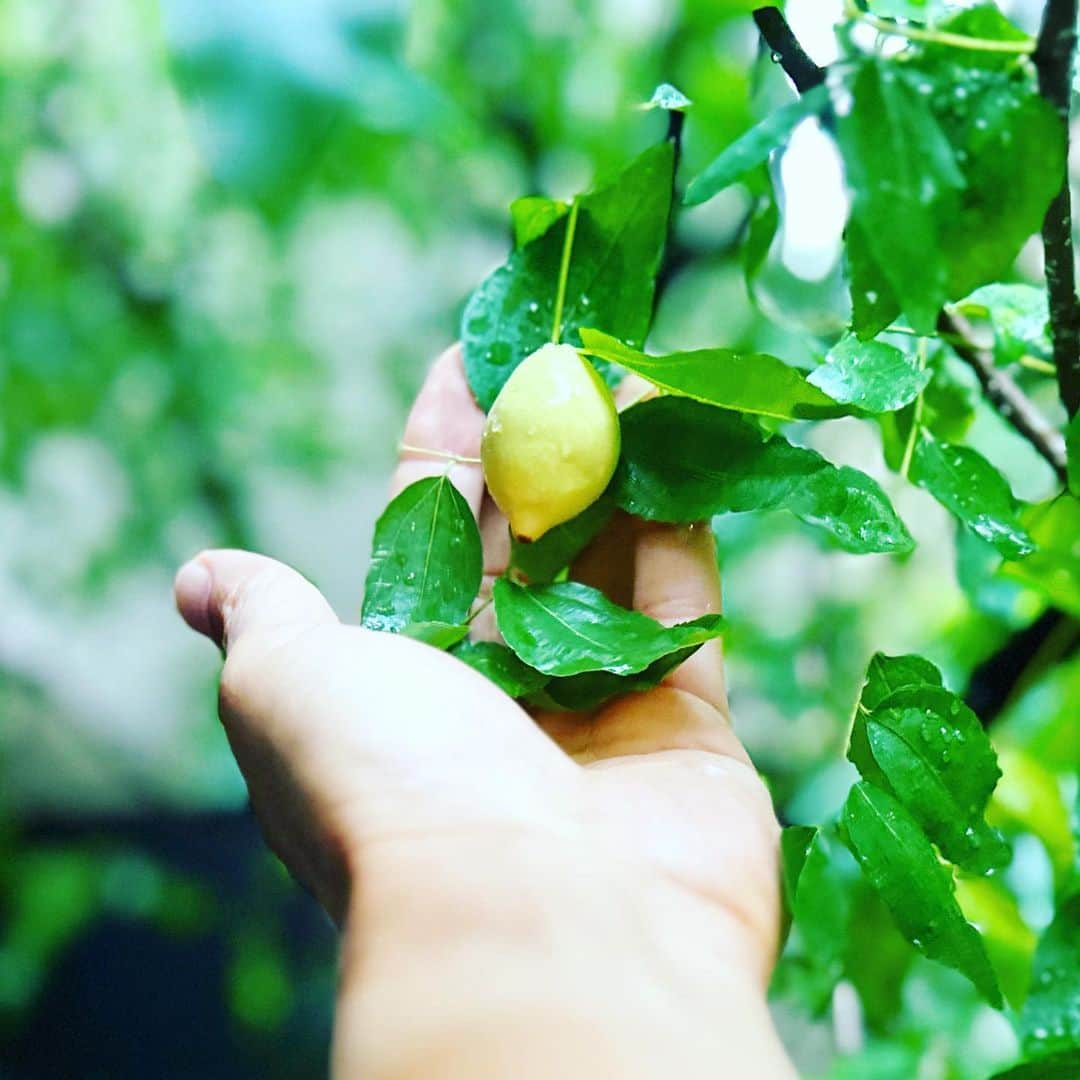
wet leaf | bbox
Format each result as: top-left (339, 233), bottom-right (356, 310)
top-left (361, 476), bottom-right (483, 633)
top-left (614, 397), bottom-right (913, 554)
top-left (840, 782), bottom-right (1002, 1006)
top-left (910, 435), bottom-right (1035, 559)
top-left (808, 334), bottom-right (931, 414)
top-left (849, 684), bottom-right (1010, 874)
top-left (452, 641), bottom-right (548, 699)
top-left (492, 578), bottom-right (722, 678)
top-left (579, 329), bottom-right (844, 421)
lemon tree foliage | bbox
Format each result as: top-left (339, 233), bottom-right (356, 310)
top-left (101, 0), bottom-right (1077, 1073)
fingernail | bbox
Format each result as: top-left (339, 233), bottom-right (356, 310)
top-left (174, 558), bottom-right (218, 643)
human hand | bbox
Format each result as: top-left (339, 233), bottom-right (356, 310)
top-left (174, 346), bottom-right (794, 1078)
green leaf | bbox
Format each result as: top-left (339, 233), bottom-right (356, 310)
top-left (931, 75), bottom-right (1063, 300)
top-left (838, 59), bottom-right (965, 334)
top-left (536, 631), bottom-right (712, 711)
top-left (781, 826), bottom-right (818, 913)
top-left (1018, 893), bottom-right (1080, 1059)
top-left (990, 1050), bottom-right (1080, 1080)
top-left (1066, 413), bottom-right (1079, 497)
top-left (859, 652), bottom-right (944, 712)
top-left (787, 828), bottom-right (855, 995)
top-left (1001, 496), bottom-right (1080, 617)
top-left (452, 641), bottom-right (548, 699)
top-left (492, 578), bottom-right (723, 678)
top-left (509, 495), bottom-right (614, 584)
top-left (646, 83), bottom-right (692, 111)
top-left (808, 334), bottom-right (931, 414)
top-left (910, 435), bottom-right (1035, 559)
top-left (845, 222), bottom-right (901, 339)
top-left (400, 622), bottom-right (470, 650)
top-left (851, 685), bottom-right (1009, 873)
top-left (923, 347), bottom-right (980, 440)
top-left (683, 85), bottom-right (828, 207)
top-left (462, 142), bottom-right (674, 411)
top-left (840, 781), bottom-right (1002, 1006)
top-left (849, 651), bottom-right (944, 794)
top-left (579, 329), bottom-right (843, 421)
top-left (614, 397), bottom-right (914, 554)
top-left (361, 476), bottom-right (483, 633)
top-left (510, 196), bottom-right (569, 248)
top-left (743, 168), bottom-right (780, 294)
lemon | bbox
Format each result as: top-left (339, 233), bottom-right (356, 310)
top-left (481, 343), bottom-right (620, 541)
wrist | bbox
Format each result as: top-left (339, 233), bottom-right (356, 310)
top-left (333, 829), bottom-right (793, 1079)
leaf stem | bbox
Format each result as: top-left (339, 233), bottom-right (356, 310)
top-left (399, 443), bottom-right (482, 465)
top-left (550, 197), bottom-right (580, 343)
top-left (842, 1), bottom-right (1035, 54)
top-left (1034, 0), bottom-right (1080, 417)
top-left (899, 339), bottom-right (927, 478)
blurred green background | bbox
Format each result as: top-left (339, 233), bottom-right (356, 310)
top-left (0, 0), bottom-right (1075, 1076)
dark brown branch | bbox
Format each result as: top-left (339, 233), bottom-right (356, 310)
top-left (1034, 0), bottom-right (1080, 417)
top-left (752, 7), bottom-right (827, 93)
top-left (940, 311), bottom-right (1069, 485)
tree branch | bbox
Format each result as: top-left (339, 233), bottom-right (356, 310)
top-left (1034, 0), bottom-right (1080, 418)
top-left (939, 312), bottom-right (1069, 485)
top-left (752, 7), bottom-right (826, 93)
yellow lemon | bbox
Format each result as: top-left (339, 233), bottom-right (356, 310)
top-left (481, 343), bottom-right (620, 541)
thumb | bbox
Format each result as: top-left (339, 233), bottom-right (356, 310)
top-left (174, 549), bottom-right (338, 653)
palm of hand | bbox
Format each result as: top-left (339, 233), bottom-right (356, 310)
top-left (181, 345), bottom-right (781, 1005)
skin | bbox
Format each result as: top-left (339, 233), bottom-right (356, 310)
top-left (174, 345), bottom-right (796, 1079)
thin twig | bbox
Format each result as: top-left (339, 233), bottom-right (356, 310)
top-left (1034, 0), bottom-right (1080, 417)
top-left (843, 1), bottom-right (1035, 54)
top-left (940, 311), bottom-right (1068, 484)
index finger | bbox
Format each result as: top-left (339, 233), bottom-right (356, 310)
top-left (633, 520), bottom-right (728, 713)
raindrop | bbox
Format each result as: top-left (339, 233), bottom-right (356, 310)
top-left (528, 301), bottom-right (539, 313)
top-left (1032, 1027), bottom-right (1049, 1041)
